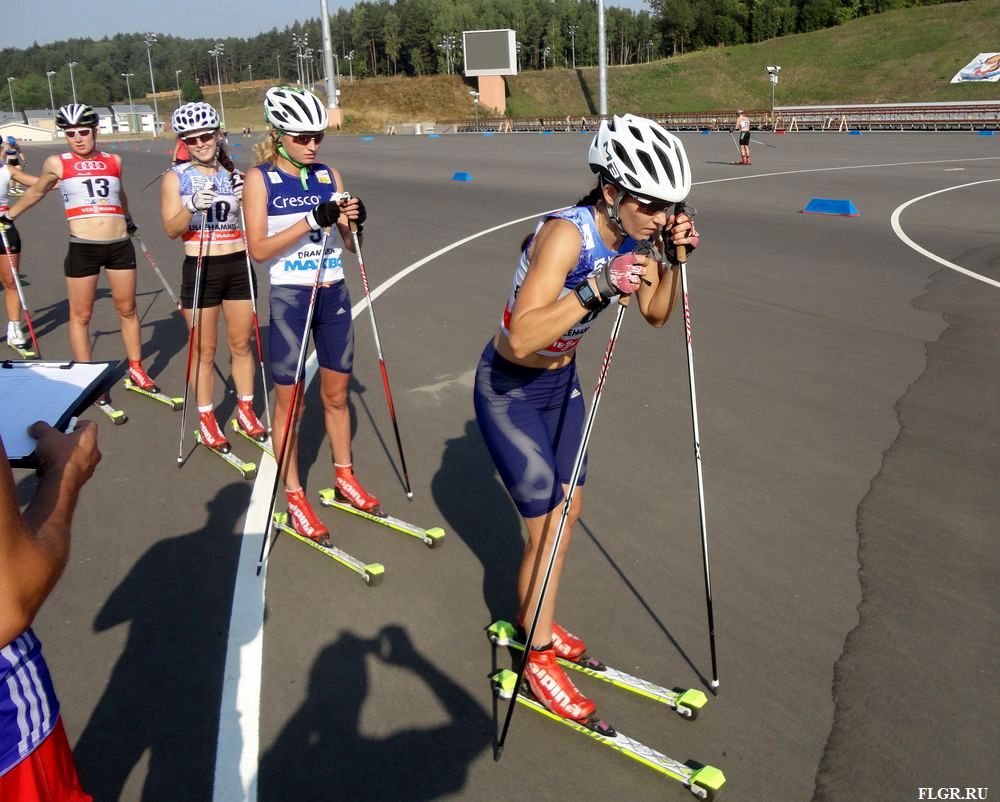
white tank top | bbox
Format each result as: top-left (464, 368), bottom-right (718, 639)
top-left (0, 164), bottom-right (10, 215)
top-left (172, 164), bottom-right (242, 244)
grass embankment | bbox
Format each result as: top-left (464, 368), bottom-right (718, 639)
top-left (148, 0), bottom-right (999, 133)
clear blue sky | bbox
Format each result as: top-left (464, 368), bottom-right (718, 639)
top-left (1, 0), bottom-right (648, 49)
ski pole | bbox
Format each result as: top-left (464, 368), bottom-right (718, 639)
top-left (177, 217), bottom-right (209, 464)
top-left (0, 224), bottom-right (41, 357)
top-left (349, 219), bottom-right (413, 498)
top-left (238, 208), bottom-right (271, 434)
top-left (135, 235), bottom-right (183, 314)
top-left (496, 295), bottom-right (632, 760)
top-left (257, 231), bottom-right (332, 575)
top-left (729, 130), bottom-right (741, 159)
top-left (674, 203), bottom-right (719, 690)
top-left (140, 166), bottom-right (172, 193)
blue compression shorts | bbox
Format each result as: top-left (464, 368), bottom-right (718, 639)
top-left (268, 281), bottom-right (354, 385)
top-left (473, 339), bottom-right (587, 519)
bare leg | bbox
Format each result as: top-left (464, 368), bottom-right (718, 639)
top-left (182, 304), bottom-right (221, 408)
top-left (221, 298), bottom-right (256, 397)
top-left (65, 275), bottom-right (100, 361)
top-left (319, 367), bottom-right (352, 466)
top-left (1, 252), bottom-right (20, 323)
top-left (517, 485), bottom-right (584, 648)
top-left (272, 382), bottom-right (303, 491)
top-left (107, 267), bottom-right (142, 362)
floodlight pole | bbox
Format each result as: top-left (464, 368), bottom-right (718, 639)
top-left (598, 0), bottom-right (607, 114)
top-left (320, 0), bottom-right (342, 127)
top-left (46, 70), bottom-right (56, 110)
top-left (145, 33), bottom-right (159, 134)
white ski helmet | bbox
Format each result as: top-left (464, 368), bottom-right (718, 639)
top-left (172, 102), bottom-right (221, 135)
top-left (264, 86), bottom-right (328, 134)
top-left (588, 114), bottom-right (691, 204)
top-left (56, 103), bottom-right (99, 129)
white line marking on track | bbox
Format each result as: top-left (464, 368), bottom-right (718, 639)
top-left (889, 178), bottom-right (1000, 289)
top-left (214, 155), bottom-right (1000, 801)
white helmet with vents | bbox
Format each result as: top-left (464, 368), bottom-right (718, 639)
top-left (588, 114), bottom-right (691, 204)
top-left (172, 102), bottom-right (221, 135)
top-left (264, 86), bottom-right (328, 134)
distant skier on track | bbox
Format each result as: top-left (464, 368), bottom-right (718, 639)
top-left (473, 114), bottom-right (698, 724)
top-left (161, 101), bottom-right (267, 458)
top-left (734, 108), bottom-right (752, 165)
top-left (243, 86), bottom-right (376, 544)
top-left (5, 104), bottom-right (160, 409)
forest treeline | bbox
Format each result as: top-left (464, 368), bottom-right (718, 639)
top-left (1, 0), bottom-right (959, 110)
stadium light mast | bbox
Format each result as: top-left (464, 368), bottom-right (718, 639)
top-left (598, 0), bottom-right (607, 114)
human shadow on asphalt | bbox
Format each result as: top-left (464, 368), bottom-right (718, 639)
top-left (73, 482), bottom-right (250, 801)
top-left (431, 419), bottom-right (522, 619)
top-left (257, 625), bottom-right (490, 801)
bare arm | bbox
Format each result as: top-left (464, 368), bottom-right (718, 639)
top-left (8, 165), bottom-right (39, 187)
top-left (0, 421), bottom-right (101, 647)
top-left (160, 170), bottom-right (191, 239)
top-left (8, 155), bottom-right (62, 220)
top-left (116, 155), bottom-right (132, 218)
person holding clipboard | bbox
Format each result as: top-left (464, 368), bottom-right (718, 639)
top-left (0, 418), bottom-right (100, 800)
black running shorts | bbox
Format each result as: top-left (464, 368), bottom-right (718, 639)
top-left (180, 251), bottom-right (256, 309)
top-left (0, 223), bottom-right (21, 254)
top-left (64, 238), bottom-right (136, 278)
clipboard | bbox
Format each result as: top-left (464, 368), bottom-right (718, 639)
top-left (1, 360), bottom-right (117, 468)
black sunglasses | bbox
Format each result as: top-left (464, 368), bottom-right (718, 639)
top-left (286, 132), bottom-right (324, 146)
top-left (181, 132), bottom-right (216, 146)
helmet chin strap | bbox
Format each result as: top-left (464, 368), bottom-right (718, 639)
top-left (275, 136), bottom-right (311, 190)
top-left (600, 178), bottom-right (630, 241)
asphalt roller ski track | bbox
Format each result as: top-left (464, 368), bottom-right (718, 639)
top-left (10, 130), bottom-right (998, 801)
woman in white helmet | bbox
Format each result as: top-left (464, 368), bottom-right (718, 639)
top-left (243, 86), bottom-right (374, 543)
top-left (161, 101), bottom-right (267, 453)
top-left (473, 114), bottom-right (699, 722)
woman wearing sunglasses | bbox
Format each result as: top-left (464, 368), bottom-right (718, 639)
top-left (243, 86), bottom-right (374, 543)
top-left (473, 115), bottom-right (698, 722)
top-left (161, 101), bottom-right (267, 452)
top-left (5, 104), bottom-right (158, 397)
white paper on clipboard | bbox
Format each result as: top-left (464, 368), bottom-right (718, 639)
top-left (0, 361), bottom-right (115, 463)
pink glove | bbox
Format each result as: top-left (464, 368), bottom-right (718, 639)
top-left (595, 253), bottom-right (644, 298)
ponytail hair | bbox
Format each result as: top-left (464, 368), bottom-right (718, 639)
top-left (217, 143), bottom-right (235, 173)
top-left (575, 182), bottom-right (604, 208)
top-left (252, 129), bottom-right (282, 167)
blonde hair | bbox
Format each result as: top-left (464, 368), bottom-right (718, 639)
top-left (252, 128), bottom-right (281, 166)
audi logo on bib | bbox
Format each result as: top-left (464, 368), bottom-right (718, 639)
top-left (74, 160), bottom-right (106, 172)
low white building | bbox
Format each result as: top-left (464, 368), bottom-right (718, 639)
top-left (0, 121), bottom-right (56, 142)
top-left (111, 103), bottom-right (155, 134)
top-left (93, 108), bottom-right (115, 135)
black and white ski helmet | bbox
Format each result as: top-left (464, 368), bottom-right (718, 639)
top-left (172, 102), bottom-right (221, 135)
top-left (263, 87), bottom-right (328, 134)
top-left (56, 103), bottom-right (99, 129)
top-left (588, 114), bottom-right (691, 204)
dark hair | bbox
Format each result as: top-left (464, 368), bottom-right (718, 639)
top-left (575, 182), bottom-right (604, 208)
top-left (217, 144), bottom-right (235, 173)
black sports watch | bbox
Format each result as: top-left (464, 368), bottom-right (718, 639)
top-left (573, 280), bottom-right (602, 312)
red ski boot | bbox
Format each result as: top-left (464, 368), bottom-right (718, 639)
top-left (286, 488), bottom-right (330, 544)
top-left (127, 361), bottom-right (159, 392)
top-left (334, 463), bottom-right (382, 514)
top-left (236, 398), bottom-right (267, 442)
top-left (525, 646), bottom-right (596, 722)
top-left (515, 617), bottom-right (588, 661)
top-left (199, 409), bottom-right (231, 453)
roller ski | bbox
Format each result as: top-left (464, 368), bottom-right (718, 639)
top-left (123, 363), bottom-right (183, 410)
top-left (317, 486), bottom-right (445, 548)
top-left (94, 395), bottom-right (128, 425)
top-left (490, 669), bottom-right (725, 800)
top-left (487, 620), bottom-right (706, 718)
top-left (194, 411), bottom-right (256, 478)
top-left (273, 489), bottom-right (384, 585)
top-left (5, 322), bottom-right (36, 358)
top-left (230, 401), bottom-right (273, 457)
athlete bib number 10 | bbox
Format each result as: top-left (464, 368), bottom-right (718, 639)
top-left (204, 201), bottom-right (232, 224)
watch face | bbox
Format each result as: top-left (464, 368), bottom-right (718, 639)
top-left (575, 282), bottom-right (600, 310)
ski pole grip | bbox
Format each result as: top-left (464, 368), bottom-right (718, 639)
top-left (674, 201), bottom-right (687, 265)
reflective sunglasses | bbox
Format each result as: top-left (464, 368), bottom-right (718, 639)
top-left (286, 132), bottom-right (324, 146)
top-left (64, 128), bottom-right (93, 139)
top-left (181, 132), bottom-right (216, 146)
top-left (631, 196), bottom-right (674, 216)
